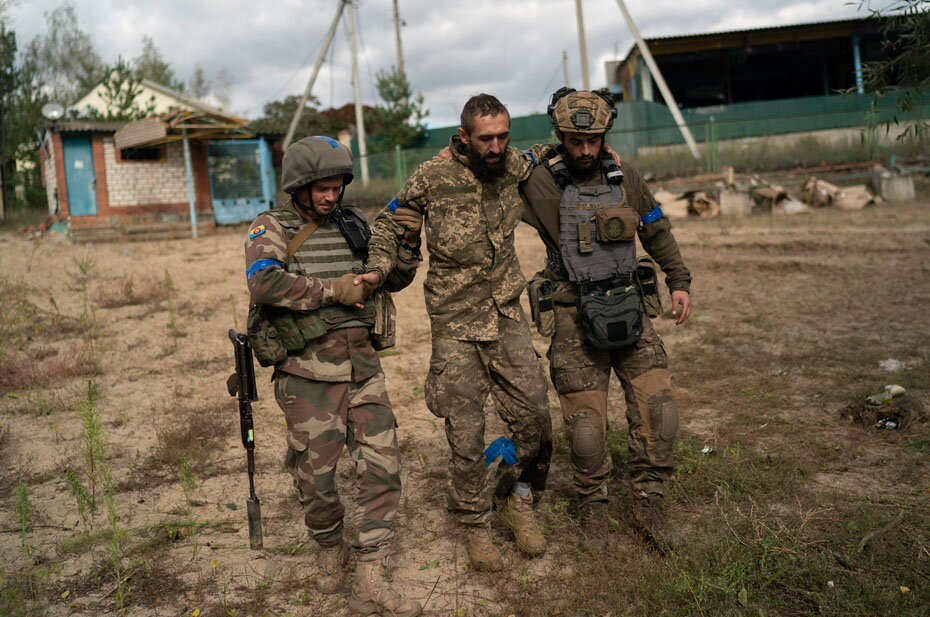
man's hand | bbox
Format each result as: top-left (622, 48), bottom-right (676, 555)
top-left (670, 290), bottom-right (691, 325)
top-left (393, 207), bottom-right (422, 244)
top-left (354, 271), bottom-right (382, 292)
top-left (604, 143), bottom-right (622, 167)
top-left (332, 273), bottom-right (369, 307)
top-left (435, 146), bottom-right (453, 161)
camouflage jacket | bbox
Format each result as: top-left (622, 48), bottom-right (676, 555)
top-left (367, 136), bottom-right (534, 341)
top-left (245, 200), bottom-right (419, 382)
top-left (520, 148), bottom-right (692, 296)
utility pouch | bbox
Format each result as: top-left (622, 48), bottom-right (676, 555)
top-left (527, 276), bottom-right (555, 338)
top-left (370, 289), bottom-right (397, 351)
top-left (294, 311), bottom-right (327, 345)
top-left (577, 285), bottom-right (643, 350)
top-left (246, 305), bottom-right (287, 367)
top-left (268, 309), bottom-right (304, 352)
top-left (593, 205), bottom-right (638, 243)
top-left (634, 256), bottom-right (663, 318)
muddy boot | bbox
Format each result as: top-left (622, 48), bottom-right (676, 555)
top-left (578, 501), bottom-right (609, 552)
top-left (315, 538), bottom-right (348, 593)
top-left (633, 494), bottom-right (683, 552)
top-left (465, 524), bottom-right (503, 572)
top-left (500, 492), bottom-right (546, 556)
top-left (347, 557), bottom-right (422, 617)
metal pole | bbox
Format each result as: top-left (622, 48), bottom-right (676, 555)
top-left (346, 0), bottom-right (370, 187)
top-left (562, 50), bottom-right (570, 88)
top-left (393, 0), bottom-right (407, 105)
top-left (614, 0), bottom-right (701, 161)
top-left (574, 0), bottom-right (590, 91)
top-left (182, 128), bottom-right (198, 239)
top-left (282, 1), bottom-right (347, 150)
top-left (852, 34), bottom-right (864, 94)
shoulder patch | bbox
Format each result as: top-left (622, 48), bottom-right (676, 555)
top-left (249, 224), bottom-right (266, 238)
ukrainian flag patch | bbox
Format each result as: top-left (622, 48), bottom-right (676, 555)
top-left (249, 224), bottom-right (266, 238)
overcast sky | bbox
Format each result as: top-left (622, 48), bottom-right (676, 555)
top-left (6, 0), bottom-right (871, 127)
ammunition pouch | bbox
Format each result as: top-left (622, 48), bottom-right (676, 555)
top-left (527, 275), bottom-right (555, 338)
top-left (370, 289), bottom-right (397, 351)
top-left (577, 284), bottom-right (643, 350)
top-left (593, 205), bottom-right (638, 243)
top-left (246, 305), bottom-right (328, 367)
top-left (247, 305), bottom-right (286, 367)
top-left (634, 256), bottom-right (663, 319)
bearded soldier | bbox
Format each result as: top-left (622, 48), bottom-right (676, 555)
top-left (244, 136), bottom-right (421, 617)
top-left (358, 95), bottom-right (551, 572)
top-left (520, 89), bottom-right (692, 551)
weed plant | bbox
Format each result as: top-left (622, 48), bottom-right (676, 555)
top-left (69, 254), bottom-right (96, 290)
top-left (16, 483), bottom-right (33, 557)
top-left (164, 269), bottom-right (177, 333)
top-left (178, 455), bottom-right (201, 568)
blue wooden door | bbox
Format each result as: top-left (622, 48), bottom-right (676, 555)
top-left (207, 138), bottom-right (276, 224)
top-left (62, 135), bottom-right (98, 216)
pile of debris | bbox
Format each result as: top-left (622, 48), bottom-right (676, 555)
top-left (652, 164), bottom-right (916, 218)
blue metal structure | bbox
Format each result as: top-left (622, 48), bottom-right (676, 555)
top-left (62, 135), bottom-right (97, 216)
top-left (207, 138), bottom-right (276, 224)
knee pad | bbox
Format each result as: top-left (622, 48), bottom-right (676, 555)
top-left (569, 413), bottom-right (607, 475)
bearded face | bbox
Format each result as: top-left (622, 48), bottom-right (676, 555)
top-left (561, 132), bottom-right (604, 176)
top-left (459, 112), bottom-right (511, 181)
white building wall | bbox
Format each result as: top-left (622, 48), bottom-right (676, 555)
top-left (44, 135), bottom-right (57, 215)
top-left (103, 138), bottom-right (189, 207)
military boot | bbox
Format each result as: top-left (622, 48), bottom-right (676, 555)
top-left (465, 525), bottom-right (503, 572)
top-left (315, 538), bottom-right (348, 593)
top-left (578, 501), bottom-right (609, 552)
top-left (633, 494), bottom-right (683, 552)
top-left (347, 557), bottom-right (422, 617)
top-left (500, 492), bottom-right (546, 556)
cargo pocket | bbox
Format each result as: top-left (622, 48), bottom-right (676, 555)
top-left (551, 365), bottom-right (600, 395)
top-left (424, 358), bottom-right (448, 418)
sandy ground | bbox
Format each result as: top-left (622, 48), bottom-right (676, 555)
top-left (1, 194), bottom-right (929, 616)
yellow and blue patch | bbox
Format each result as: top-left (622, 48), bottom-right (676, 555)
top-left (249, 224), bottom-right (266, 238)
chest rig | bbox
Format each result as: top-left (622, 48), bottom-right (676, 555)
top-left (547, 153), bottom-right (636, 294)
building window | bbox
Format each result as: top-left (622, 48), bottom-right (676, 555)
top-left (118, 147), bottom-right (163, 162)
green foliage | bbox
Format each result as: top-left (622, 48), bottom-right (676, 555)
top-left (65, 466), bottom-right (93, 529)
top-left (16, 482), bottom-right (32, 556)
top-left (81, 56), bottom-right (157, 121)
top-left (367, 66), bottom-right (429, 152)
top-left (76, 381), bottom-right (105, 509)
top-left (0, 275), bottom-right (37, 366)
top-left (853, 0), bottom-right (930, 141)
top-left (247, 95), bottom-right (357, 137)
top-left (132, 35), bottom-right (183, 91)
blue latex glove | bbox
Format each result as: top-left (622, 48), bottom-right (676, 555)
top-left (484, 436), bottom-right (518, 467)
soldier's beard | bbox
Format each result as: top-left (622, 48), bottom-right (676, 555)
top-left (468, 146), bottom-right (508, 181)
top-left (564, 145), bottom-right (604, 176)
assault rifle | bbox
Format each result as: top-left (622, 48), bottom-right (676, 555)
top-left (227, 329), bottom-right (263, 550)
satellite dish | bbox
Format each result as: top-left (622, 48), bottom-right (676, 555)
top-left (41, 103), bottom-right (65, 120)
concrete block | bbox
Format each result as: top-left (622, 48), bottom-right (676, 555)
top-left (719, 189), bottom-right (753, 217)
top-left (872, 172), bottom-right (915, 202)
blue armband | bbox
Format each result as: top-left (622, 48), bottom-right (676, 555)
top-left (484, 436), bottom-right (519, 467)
top-left (387, 197), bottom-right (401, 213)
top-left (641, 206), bottom-right (663, 225)
top-left (523, 151), bottom-right (538, 167)
top-left (246, 259), bottom-right (283, 281)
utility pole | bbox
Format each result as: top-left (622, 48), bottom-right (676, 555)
top-left (562, 50), bottom-right (570, 88)
top-left (393, 0), bottom-right (406, 105)
top-left (283, 0), bottom-right (346, 150)
top-left (614, 0), bottom-right (700, 161)
top-left (346, 0), bottom-right (370, 186)
top-left (574, 0), bottom-right (590, 90)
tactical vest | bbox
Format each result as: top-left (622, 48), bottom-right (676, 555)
top-left (269, 206), bottom-right (375, 328)
top-left (556, 178), bottom-right (637, 292)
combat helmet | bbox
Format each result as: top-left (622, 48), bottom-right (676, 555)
top-left (281, 136), bottom-right (354, 194)
top-left (548, 87), bottom-right (617, 134)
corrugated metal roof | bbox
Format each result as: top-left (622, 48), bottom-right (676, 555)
top-left (46, 120), bottom-right (127, 133)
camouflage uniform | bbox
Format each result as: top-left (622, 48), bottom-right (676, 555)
top-left (245, 200), bottom-right (419, 558)
top-left (521, 153), bottom-right (691, 504)
top-left (367, 136), bottom-right (551, 525)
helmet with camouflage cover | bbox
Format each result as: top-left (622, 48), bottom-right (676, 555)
top-left (548, 87), bottom-right (617, 134)
top-left (281, 136), bottom-right (354, 194)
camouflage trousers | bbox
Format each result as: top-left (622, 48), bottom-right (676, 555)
top-left (548, 303), bottom-right (679, 505)
top-left (274, 371), bottom-right (402, 559)
top-left (425, 315), bottom-right (552, 525)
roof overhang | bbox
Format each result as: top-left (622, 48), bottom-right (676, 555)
top-left (114, 109), bottom-right (253, 150)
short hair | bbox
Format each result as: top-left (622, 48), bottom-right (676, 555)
top-left (460, 94), bottom-right (509, 134)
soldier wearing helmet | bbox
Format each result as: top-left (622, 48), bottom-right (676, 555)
top-left (519, 88), bottom-right (693, 552)
top-left (244, 136), bottom-right (422, 617)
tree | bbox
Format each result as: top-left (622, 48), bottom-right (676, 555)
top-left (854, 0), bottom-right (930, 140)
top-left (133, 35), bottom-right (183, 91)
top-left (248, 94), bottom-right (356, 137)
top-left (88, 56), bottom-right (157, 121)
top-left (367, 66), bottom-right (428, 151)
top-left (23, 1), bottom-right (105, 105)
top-left (0, 24), bottom-right (18, 214)
top-left (186, 64), bottom-right (211, 99)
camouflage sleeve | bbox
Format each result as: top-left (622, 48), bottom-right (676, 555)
top-left (626, 165), bottom-right (692, 294)
top-left (366, 170), bottom-right (429, 283)
top-left (244, 213), bottom-right (335, 309)
top-left (381, 243), bottom-right (421, 292)
top-left (523, 143), bottom-right (556, 169)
